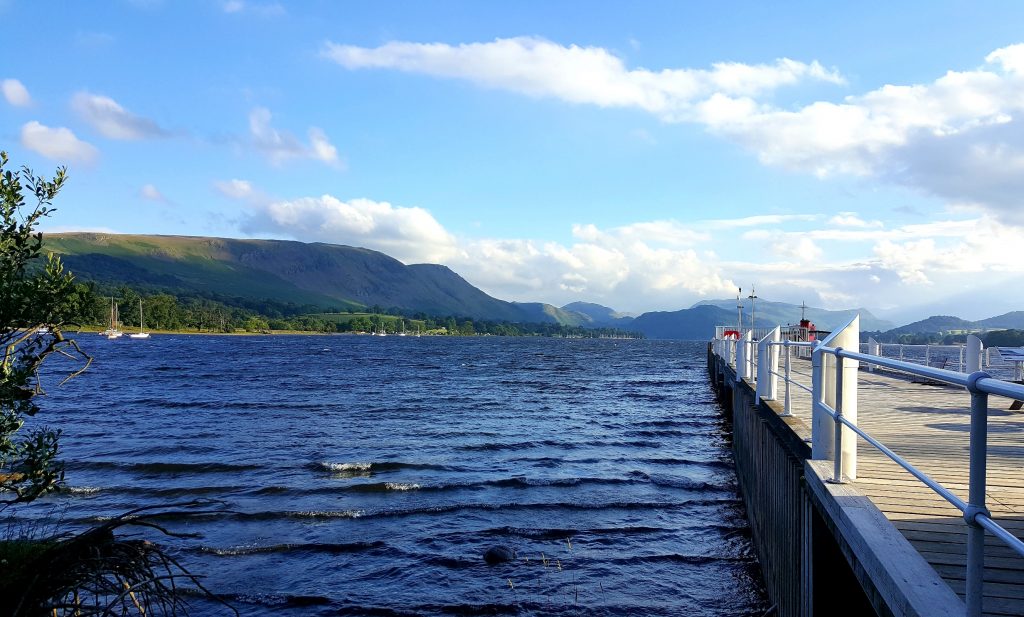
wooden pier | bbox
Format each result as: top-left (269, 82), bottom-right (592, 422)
top-left (783, 362), bottom-right (1024, 616)
top-left (708, 346), bottom-right (1024, 617)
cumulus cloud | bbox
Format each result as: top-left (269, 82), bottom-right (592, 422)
top-left (447, 225), bottom-right (737, 307)
top-left (242, 195), bottom-right (456, 263)
top-left (771, 236), bottom-right (822, 262)
top-left (829, 212), bottom-right (883, 228)
top-left (215, 178), bottom-right (255, 200)
top-left (706, 213), bottom-right (819, 229)
top-left (326, 38), bottom-right (1024, 224)
top-left (20, 121), bottom-right (98, 163)
top-left (2, 78), bottom-right (31, 106)
top-left (71, 92), bottom-right (167, 140)
top-left (323, 37), bottom-right (843, 119)
top-left (139, 183), bottom-right (167, 202)
top-left (248, 107), bottom-right (341, 167)
top-left (241, 191), bottom-right (737, 307)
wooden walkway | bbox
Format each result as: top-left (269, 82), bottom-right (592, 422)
top-left (780, 362), bottom-right (1024, 616)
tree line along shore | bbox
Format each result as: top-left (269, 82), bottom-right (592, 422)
top-left (72, 285), bottom-right (641, 338)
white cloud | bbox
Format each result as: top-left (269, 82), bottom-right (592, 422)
top-left (248, 107), bottom-right (341, 167)
top-left (322, 37), bottom-right (843, 118)
top-left (2, 78), bottom-right (31, 106)
top-left (71, 92), bottom-right (167, 140)
top-left (215, 178), bottom-right (255, 200)
top-left (326, 38), bottom-right (1024, 224)
top-left (242, 195), bottom-right (456, 263)
top-left (771, 236), bottom-right (822, 262)
top-left (241, 191), bottom-right (737, 308)
top-left (20, 121), bottom-right (98, 163)
top-left (705, 213), bottom-right (818, 229)
top-left (828, 212), bottom-right (883, 228)
top-left (139, 183), bottom-right (167, 202)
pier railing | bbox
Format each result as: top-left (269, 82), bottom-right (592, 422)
top-left (712, 319), bottom-right (1024, 617)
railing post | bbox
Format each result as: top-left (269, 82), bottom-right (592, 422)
top-left (746, 332), bottom-right (755, 383)
top-left (867, 337), bottom-right (880, 372)
top-left (965, 371), bottom-right (991, 617)
top-left (736, 333), bottom-right (746, 380)
top-left (768, 328), bottom-right (781, 401)
top-left (812, 315), bottom-right (859, 481)
top-left (782, 341), bottom-right (793, 417)
top-left (967, 335), bottom-right (982, 374)
top-left (925, 344), bottom-right (931, 367)
top-left (756, 327), bottom-right (781, 403)
top-left (832, 353), bottom-right (845, 483)
top-left (811, 342), bottom-right (830, 461)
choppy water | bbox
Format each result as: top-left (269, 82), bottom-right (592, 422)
top-left (17, 335), bottom-right (768, 615)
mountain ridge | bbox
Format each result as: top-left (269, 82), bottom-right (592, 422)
top-left (45, 232), bottom-right (1015, 340)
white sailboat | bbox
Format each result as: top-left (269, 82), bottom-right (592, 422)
top-left (101, 297), bottom-right (123, 339)
top-left (129, 299), bottom-right (150, 339)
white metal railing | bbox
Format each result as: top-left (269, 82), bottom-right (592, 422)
top-left (710, 322), bottom-right (1024, 617)
top-left (767, 340), bottom-right (814, 416)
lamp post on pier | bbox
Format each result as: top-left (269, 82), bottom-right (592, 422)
top-left (736, 287), bottom-right (744, 333)
top-left (748, 286), bottom-right (758, 332)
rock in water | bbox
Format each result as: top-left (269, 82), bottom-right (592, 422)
top-left (483, 545), bottom-right (516, 565)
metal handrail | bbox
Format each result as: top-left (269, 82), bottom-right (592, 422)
top-left (815, 343), bottom-right (1024, 617)
top-left (710, 328), bottom-right (1023, 616)
top-left (766, 340), bottom-right (814, 416)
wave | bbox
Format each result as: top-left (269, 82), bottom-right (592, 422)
top-left (606, 552), bottom-right (756, 566)
top-left (346, 482), bottom-right (423, 492)
top-left (65, 486), bottom-right (102, 495)
top-left (623, 379), bottom-right (696, 387)
top-left (70, 460), bottom-right (261, 474)
top-left (476, 524), bottom-right (665, 540)
top-left (638, 456), bottom-right (733, 469)
top-left (197, 540), bottom-right (385, 557)
top-left (220, 498), bottom-right (731, 523)
top-left (77, 496), bottom-right (736, 526)
top-left (309, 461), bottom-right (452, 475)
top-left (458, 439), bottom-right (579, 452)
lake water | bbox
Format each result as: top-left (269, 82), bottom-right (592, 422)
top-left (18, 335), bottom-right (768, 615)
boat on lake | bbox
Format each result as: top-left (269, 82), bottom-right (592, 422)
top-left (129, 299), bottom-right (150, 339)
top-left (101, 297), bottom-right (123, 339)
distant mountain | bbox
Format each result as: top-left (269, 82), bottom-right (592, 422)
top-left (977, 311), bottom-right (1024, 330)
top-left (44, 233), bottom-right (574, 324)
top-left (885, 315), bottom-right (977, 335)
top-left (692, 298), bottom-right (894, 332)
top-left (560, 302), bottom-right (635, 327)
top-left (514, 302), bottom-right (591, 327)
top-left (627, 305), bottom-right (766, 340)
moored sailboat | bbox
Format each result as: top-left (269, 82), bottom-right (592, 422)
top-left (129, 298), bottom-right (150, 339)
top-left (101, 297), bottom-right (123, 339)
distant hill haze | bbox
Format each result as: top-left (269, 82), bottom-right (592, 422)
top-left (692, 298), bottom-right (894, 332)
top-left (881, 312), bottom-right (1024, 336)
top-left (45, 232), bottom-right (1011, 340)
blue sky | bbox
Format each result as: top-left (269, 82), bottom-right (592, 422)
top-left (4, 1), bottom-right (1024, 321)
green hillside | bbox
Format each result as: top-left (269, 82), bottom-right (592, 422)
top-left (885, 315), bottom-right (977, 335)
top-left (43, 233), bottom-right (582, 324)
